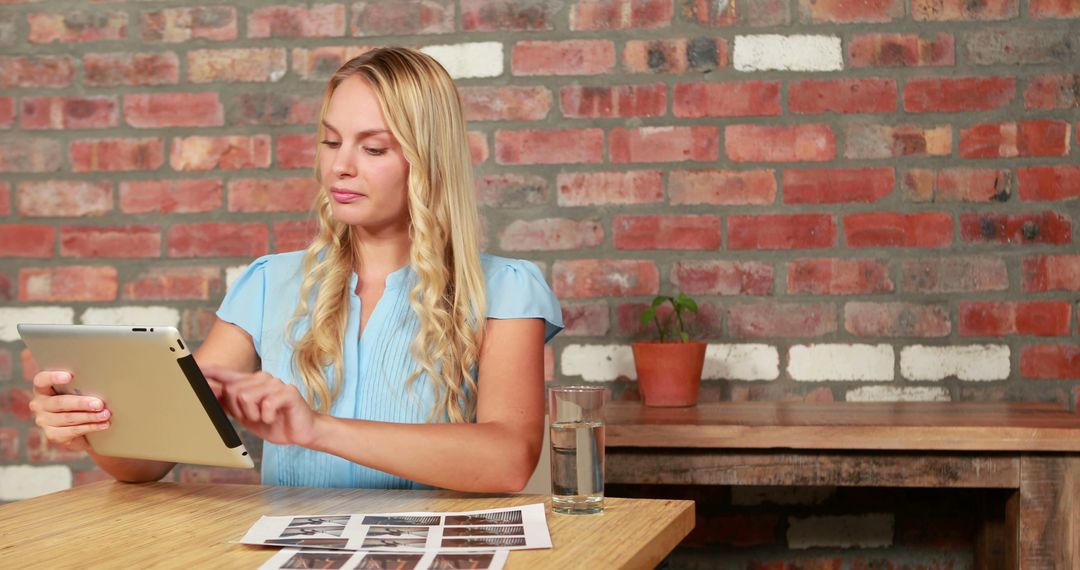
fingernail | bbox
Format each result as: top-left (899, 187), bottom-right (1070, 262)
top-left (96, 411), bottom-right (109, 420)
top-left (57, 372), bottom-right (72, 382)
top-left (88, 399), bottom-right (103, 411)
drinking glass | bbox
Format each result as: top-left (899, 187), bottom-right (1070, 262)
top-left (548, 386), bottom-right (606, 514)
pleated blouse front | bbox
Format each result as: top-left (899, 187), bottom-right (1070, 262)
top-left (216, 250), bottom-right (563, 490)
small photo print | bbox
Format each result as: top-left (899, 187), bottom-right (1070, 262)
top-left (280, 525), bottom-right (345, 538)
top-left (442, 526), bottom-right (524, 537)
top-left (444, 511), bottom-right (523, 526)
top-left (360, 537), bottom-right (427, 549)
top-left (360, 515), bottom-right (440, 526)
top-left (441, 537), bottom-right (527, 548)
top-left (288, 516), bottom-right (351, 527)
top-left (266, 538), bottom-right (351, 549)
top-left (429, 553), bottom-right (496, 570)
top-left (280, 551), bottom-right (354, 570)
top-left (355, 553), bottom-right (425, 570)
top-left (365, 526), bottom-right (429, 539)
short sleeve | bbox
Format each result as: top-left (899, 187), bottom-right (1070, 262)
top-left (216, 255), bottom-right (271, 354)
top-left (485, 258), bottom-right (564, 343)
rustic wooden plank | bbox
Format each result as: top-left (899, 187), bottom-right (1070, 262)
top-left (1017, 455), bottom-right (1080, 569)
top-left (973, 492), bottom-right (1008, 570)
top-left (606, 450), bottom-right (1021, 489)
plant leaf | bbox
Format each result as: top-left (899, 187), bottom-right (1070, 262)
top-left (651, 295), bottom-right (668, 309)
top-left (677, 293), bottom-right (699, 313)
top-left (680, 331), bottom-right (689, 342)
top-left (640, 307), bottom-right (656, 326)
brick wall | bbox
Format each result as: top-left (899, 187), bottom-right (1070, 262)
top-left (0, 0), bottom-right (1077, 564)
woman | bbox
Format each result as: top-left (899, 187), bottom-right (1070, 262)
top-left (28, 47), bottom-right (563, 492)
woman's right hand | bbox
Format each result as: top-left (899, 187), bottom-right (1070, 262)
top-left (28, 371), bottom-right (112, 452)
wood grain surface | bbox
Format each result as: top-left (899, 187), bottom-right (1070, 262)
top-left (0, 481), bottom-right (694, 570)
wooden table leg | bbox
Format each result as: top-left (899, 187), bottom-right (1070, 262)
top-left (1016, 454), bottom-right (1080, 569)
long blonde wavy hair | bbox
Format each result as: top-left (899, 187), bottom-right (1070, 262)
top-left (287, 47), bottom-right (486, 423)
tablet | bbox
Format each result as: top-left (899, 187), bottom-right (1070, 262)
top-left (17, 324), bottom-right (254, 469)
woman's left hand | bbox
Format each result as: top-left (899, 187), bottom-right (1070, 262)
top-left (201, 366), bottom-right (320, 447)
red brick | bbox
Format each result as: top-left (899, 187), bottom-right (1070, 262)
top-left (726, 125), bottom-right (835, 162)
top-left (960, 301), bottom-right (1072, 336)
top-left (611, 126), bottom-right (719, 163)
top-left (960, 211), bottom-right (1071, 245)
top-left (562, 83), bottom-right (666, 118)
top-left (557, 171), bottom-right (663, 206)
top-left (729, 214), bottom-right (836, 250)
top-left (617, 300), bottom-right (724, 339)
top-left (846, 302), bottom-right (950, 337)
top-left (1024, 74), bottom-right (1080, 110)
top-left (0, 138), bottom-right (62, 173)
top-left (1021, 345), bottom-right (1080, 379)
top-left (0, 55), bottom-right (75, 88)
top-left (1019, 166), bottom-right (1080, 202)
top-left (476, 174), bottom-right (549, 208)
top-left (27, 10), bottom-right (127, 43)
top-left (496, 129), bottom-right (604, 165)
top-left (120, 179), bottom-right (223, 214)
top-left (624, 37), bottom-right (728, 73)
top-left (560, 302), bottom-right (611, 337)
top-left (70, 138), bottom-right (164, 172)
top-left (673, 81), bottom-right (780, 118)
top-left (0, 387), bottom-right (33, 422)
top-left (21, 349), bottom-right (39, 382)
top-left (17, 181), bottom-right (112, 217)
top-left (60, 226), bottom-right (161, 258)
top-left (292, 46), bottom-right (375, 81)
top-left (613, 215), bottom-right (722, 250)
top-left (178, 308), bottom-right (216, 342)
top-left (512, 40), bottom-right (615, 76)
top-left (27, 428), bottom-right (86, 462)
top-left (787, 259), bottom-right (894, 295)
top-left (672, 261), bottom-right (774, 296)
top-left (683, 0), bottom-right (740, 25)
top-left (668, 170), bottom-right (777, 206)
top-left (1029, 0), bottom-right (1080, 16)
top-left (229, 93), bottom-right (322, 126)
top-left (462, 86), bottom-right (552, 121)
top-left (789, 79), bottom-right (897, 114)
top-left (845, 212), bottom-right (953, 248)
top-left (141, 6), bottom-right (237, 42)
top-left (848, 32), bottom-right (955, 67)
top-left (960, 120), bottom-right (1071, 158)
top-left (570, 0), bottom-right (674, 30)
top-left (843, 123), bottom-right (951, 159)
top-left (0, 428), bottom-right (16, 460)
top-left (469, 131), bottom-right (488, 166)
top-left (1023, 255), bottom-right (1080, 291)
top-left (83, 52), bottom-right (179, 86)
top-left (188, 48), bottom-right (287, 83)
top-left (0, 182), bottom-right (8, 216)
top-left (273, 220), bottom-right (318, 253)
top-left (498, 218), bottom-right (604, 252)
top-left (353, 0), bottom-right (455, 35)
top-left (275, 134), bottom-right (316, 170)
top-left (0, 97), bottom-right (12, 128)
top-left (963, 28), bottom-right (1072, 66)
top-left (904, 77), bottom-right (1016, 112)
top-left (902, 168), bottom-right (1011, 203)
top-left (783, 168), bottom-right (894, 204)
top-left (20, 96), bottom-right (118, 130)
top-left (799, 0), bottom-right (902, 21)
top-left (19, 266), bottom-right (118, 302)
top-left (729, 303), bottom-right (837, 338)
top-left (902, 256), bottom-right (1008, 293)
top-left (227, 178), bottom-right (319, 213)
top-left (912, 0), bottom-right (1017, 19)
top-left (125, 93), bottom-right (224, 128)
top-left (248, 4), bottom-right (344, 38)
top-left (461, 0), bottom-right (556, 31)
top-left (167, 223), bottom-right (269, 258)
top-left (0, 225), bottom-right (55, 257)
top-left (123, 266), bottom-right (222, 301)
top-left (553, 259), bottom-right (659, 299)
top-left (171, 135), bottom-right (271, 171)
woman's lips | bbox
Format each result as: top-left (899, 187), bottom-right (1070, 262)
top-left (330, 190), bottom-right (364, 204)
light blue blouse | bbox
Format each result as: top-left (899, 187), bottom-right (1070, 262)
top-left (216, 251), bottom-right (563, 489)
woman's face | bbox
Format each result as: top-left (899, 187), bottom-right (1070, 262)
top-left (319, 75), bottom-right (410, 234)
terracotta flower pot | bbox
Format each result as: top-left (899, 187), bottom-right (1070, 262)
top-left (631, 341), bottom-right (707, 407)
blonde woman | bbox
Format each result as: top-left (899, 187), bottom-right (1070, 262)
top-left (29, 47), bottom-right (563, 492)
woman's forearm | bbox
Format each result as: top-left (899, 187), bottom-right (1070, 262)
top-left (88, 451), bottom-right (175, 483)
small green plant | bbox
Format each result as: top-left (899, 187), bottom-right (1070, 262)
top-left (639, 293), bottom-right (699, 342)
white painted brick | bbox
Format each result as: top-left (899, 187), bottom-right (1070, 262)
top-left (225, 264), bottom-right (249, 290)
top-left (789, 344), bottom-right (894, 382)
top-left (80, 306), bottom-right (181, 327)
top-left (731, 486), bottom-right (835, 506)
top-left (788, 513), bottom-right (894, 549)
top-left (845, 386), bottom-right (951, 402)
top-left (0, 307), bottom-right (75, 342)
top-left (0, 465), bottom-right (72, 501)
top-left (900, 345), bottom-right (1010, 381)
top-left (420, 42), bottom-right (503, 79)
top-left (703, 344), bottom-right (779, 381)
top-left (560, 344), bottom-right (634, 382)
top-left (733, 35), bottom-right (844, 72)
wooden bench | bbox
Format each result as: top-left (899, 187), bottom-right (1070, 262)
top-left (605, 401), bottom-right (1080, 569)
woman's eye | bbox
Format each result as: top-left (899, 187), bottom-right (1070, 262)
top-left (364, 147), bottom-right (388, 156)
top-left (320, 140), bottom-right (341, 149)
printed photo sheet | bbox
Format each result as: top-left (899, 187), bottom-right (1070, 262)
top-left (259, 548), bottom-right (509, 570)
top-left (239, 503), bottom-right (550, 552)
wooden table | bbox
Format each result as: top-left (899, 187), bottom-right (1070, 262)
top-left (605, 401), bottom-right (1080, 570)
top-left (0, 481), bottom-right (694, 569)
